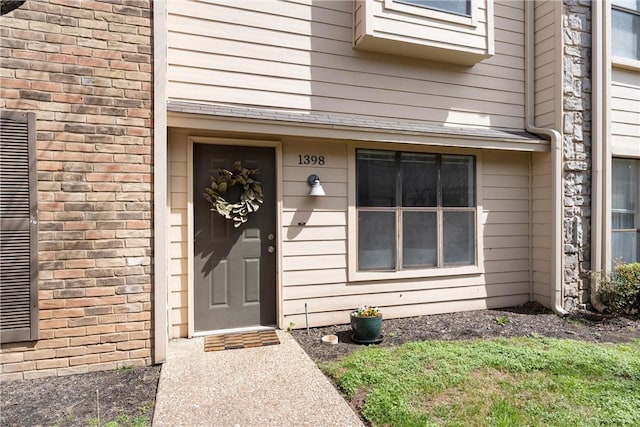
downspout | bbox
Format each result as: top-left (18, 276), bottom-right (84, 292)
top-left (528, 154), bottom-right (534, 301)
top-left (524, 0), bottom-right (568, 316)
top-left (590, 0), bottom-right (607, 312)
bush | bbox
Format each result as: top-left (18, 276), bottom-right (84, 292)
top-left (597, 263), bottom-right (640, 314)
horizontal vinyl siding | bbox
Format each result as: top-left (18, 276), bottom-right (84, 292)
top-left (168, 132), bottom-right (189, 338)
top-left (284, 295), bottom-right (530, 327)
top-left (364, 0), bottom-right (487, 51)
top-left (611, 68), bottom-right (640, 157)
top-left (167, 137), bottom-right (535, 332)
top-left (282, 144), bottom-right (531, 328)
top-left (534, 0), bottom-right (558, 129)
top-left (531, 152), bottom-right (552, 307)
top-left (281, 141), bottom-right (348, 293)
top-left (167, 0), bottom-right (526, 131)
top-left (482, 150), bottom-right (530, 291)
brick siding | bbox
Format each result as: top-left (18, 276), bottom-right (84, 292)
top-left (0, 0), bottom-right (153, 380)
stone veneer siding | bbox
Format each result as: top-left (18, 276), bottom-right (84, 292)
top-left (0, 0), bottom-right (153, 380)
top-left (562, 0), bottom-right (592, 310)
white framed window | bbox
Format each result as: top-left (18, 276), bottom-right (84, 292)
top-left (612, 0), bottom-right (640, 62)
top-left (383, 0), bottom-right (476, 26)
top-left (393, 0), bottom-right (471, 18)
top-left (611, 158), bottom-right (640, 265)
top-left (356, 149), bottom-right (476, 272)
top-left (353, 0), bottom-right (493, 65)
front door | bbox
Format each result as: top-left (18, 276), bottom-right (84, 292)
top-left (193, 143), bottom-right (276, 332)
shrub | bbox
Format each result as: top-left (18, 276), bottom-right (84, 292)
top-left (597, 263), bottom-right (640, 314)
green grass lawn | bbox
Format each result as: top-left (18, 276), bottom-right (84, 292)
top-left (323, 337), bottom-right (640, 427)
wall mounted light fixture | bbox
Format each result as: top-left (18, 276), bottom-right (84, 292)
top-left (307, 174), bottom-right (326, 196)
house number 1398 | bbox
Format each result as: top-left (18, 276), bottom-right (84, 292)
top-left (298, 155), bottom-right (325, 165)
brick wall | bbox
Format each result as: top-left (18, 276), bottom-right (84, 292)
top-left (0, 0), bottom-right (153, 380)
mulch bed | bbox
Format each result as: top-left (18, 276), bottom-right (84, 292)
top-left (1, 303), bottom-right (638, 427)
top-left (0, 365), bottom-right (161, 427)
top-left (292, 302), bottom-right (640, 364)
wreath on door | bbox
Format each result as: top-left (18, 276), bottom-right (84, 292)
top-left (203, 161), bottom-right (264, 228)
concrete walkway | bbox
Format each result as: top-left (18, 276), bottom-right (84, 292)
top-left (152, 330), bottom-right (364, 427)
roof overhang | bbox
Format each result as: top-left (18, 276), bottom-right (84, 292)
top-left (167, 101), bottom-right (550, 152)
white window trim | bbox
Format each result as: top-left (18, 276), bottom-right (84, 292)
top-left (347, 142), bottom-right (484, 282)
top-left (354, 0), bottom-right (494, 65)
top-left (611, 55), bottom-right (640, 71)
top-left (384, 0), bottom-right (478, 27)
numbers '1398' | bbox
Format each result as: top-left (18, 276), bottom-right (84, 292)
top-left (298, 155), bottom-right (325, 165)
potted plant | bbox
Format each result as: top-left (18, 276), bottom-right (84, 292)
top-left (350, 305), bottom-right (383, 344)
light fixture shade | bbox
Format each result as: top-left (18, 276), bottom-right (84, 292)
top-left (307, 174), bottom-right (326, 196)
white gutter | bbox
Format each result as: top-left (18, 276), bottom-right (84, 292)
top-left (153, 0), bottom-right (169, 363)
top-left (524, 0), bottom-right (568, 316)
top-left (590, 0), bottom-right (607, 312)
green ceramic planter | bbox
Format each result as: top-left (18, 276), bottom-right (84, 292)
top-left (350, 314), bottom-right (383, 344)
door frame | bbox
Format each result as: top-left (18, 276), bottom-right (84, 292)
top-left (187, 136), bottom-right (283, 337)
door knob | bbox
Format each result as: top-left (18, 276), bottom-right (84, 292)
top-left (267, 245), bottom-right (275, 253)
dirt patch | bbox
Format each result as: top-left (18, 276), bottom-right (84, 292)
top-left (350, 388), bottom-right (369, 414)
top-left (0, 365), bottom-right (161, 427)
top-left (292, 303), bottom-right (640, 364)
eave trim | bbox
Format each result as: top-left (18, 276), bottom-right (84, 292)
top-left (167, 102), bottom-right (549, 152)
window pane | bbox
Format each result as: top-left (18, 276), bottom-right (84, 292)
top-left (358, 211), bottom-right (396, 270)
top-left (612, 9), bottom-right (640, 60)
top-left (443, 211), bottom-right (475, 265)
top-left (612, 231), bottom-right (640, 264)
top-left (396, 0), bottom-right (470, 15)
top-left (357, 150), bottom-right (397, 207)
top-left (441, 155), bottom-right (475, 207)
top-left (612, 158), bottom-right (639, 229)
top-left (401, 153), bottom-right (437, 207)
top-left (611, 158), bottom-right (639, 266)
top-left (402, 211), bottom-right (437, 268)
top-left (612, 0), bottom-right (640, 12)
top-left (613, 212), bottom-right (635, 229)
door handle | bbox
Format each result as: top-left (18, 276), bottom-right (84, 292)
top-left (267, 245), bottom-right (275, 253)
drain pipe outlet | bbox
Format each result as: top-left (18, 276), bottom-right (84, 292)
top-left (525, 0), bottom-right (568, 316)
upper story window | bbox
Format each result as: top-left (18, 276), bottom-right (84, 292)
top-left (394, 0), bottom-right (470, 16)
top-left (356, 149), bottom-right (476, 271)
top-left (612, 0), bottom-right (640, 61)
top-left (353, 0), bottom-right (494, 66)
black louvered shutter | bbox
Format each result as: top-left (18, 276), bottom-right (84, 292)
top-left (0, 111), bottom-right (38, 343)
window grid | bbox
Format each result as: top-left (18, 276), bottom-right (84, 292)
top-left (611, 0), bottom-right (640, 61)
top-left (394, 0), bottom-right (471, 16)
top-left (612, 157), bottom-right (640, 265)
top-left (357, 150), bottom-right (476, 272)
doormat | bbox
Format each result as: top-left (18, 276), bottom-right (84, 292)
top-left (204, 330), bottom-right (280, 352)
